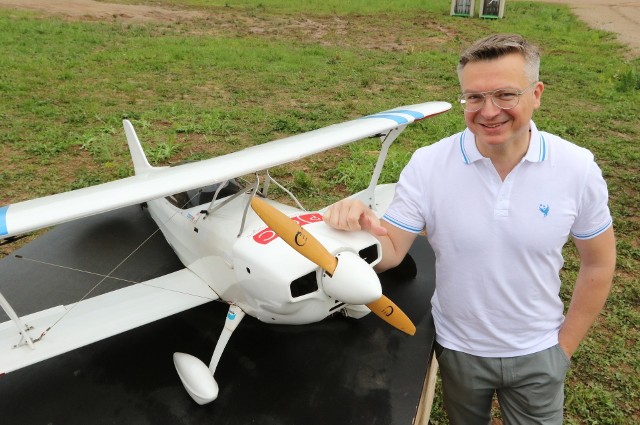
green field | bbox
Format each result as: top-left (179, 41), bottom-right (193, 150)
top-left (0, 1), bottom-right (638, 423)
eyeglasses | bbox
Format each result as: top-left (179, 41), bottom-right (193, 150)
top-left (458, 82), bottom-right (537, 112)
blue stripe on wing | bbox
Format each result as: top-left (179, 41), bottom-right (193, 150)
top-left (360, 109), bottom-right (426, 126)
top-left (0, 206), bottom-right (9, 236)
top-left (385, 109), bottom-right (425, 119)
top-left (361, 114), bottom-right (410, 125)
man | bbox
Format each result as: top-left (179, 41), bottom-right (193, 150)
top-left (323, 34), bottom-right (616, 424)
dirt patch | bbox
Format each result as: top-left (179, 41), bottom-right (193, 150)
top-left (531, 0), bottom-right (639, 57)
top-left (0, 0), bottom-right (207, 22)
top-left (0, 0), bottom-right (637, 57)
top-left (0, 1), bottom-right (451, 53)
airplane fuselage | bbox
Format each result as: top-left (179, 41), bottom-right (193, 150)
top-left (147, 190), bottom-right (382, 325)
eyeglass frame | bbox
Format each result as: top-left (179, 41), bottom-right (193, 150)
top-left (457, 81), bottom-right (538, 112)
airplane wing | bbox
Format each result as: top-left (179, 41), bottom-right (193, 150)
top-left (0, 101), bottom-right (450, 239)
top-left (0, 267), bottom-right (218, 374)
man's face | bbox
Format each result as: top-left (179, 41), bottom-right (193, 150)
top-left (459, 53), bottom-right (543, 154)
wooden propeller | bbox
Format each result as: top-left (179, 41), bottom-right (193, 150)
top-left (251, 197), bottom-right (416, 336)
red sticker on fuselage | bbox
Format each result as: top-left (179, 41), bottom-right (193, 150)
top-left (253, 213), bottom-right (323, 244)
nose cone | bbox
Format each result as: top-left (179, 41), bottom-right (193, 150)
top-left (320, 251), bottom-right (382, 305)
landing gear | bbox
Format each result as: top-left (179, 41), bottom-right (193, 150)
top-left (174, 304), bottom-right (246, 404)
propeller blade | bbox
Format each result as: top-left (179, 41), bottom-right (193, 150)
top-left (250, 196), bottom-right (416, 335)
top-left (366, 295), bottom-right (416, 336)
top-left (251, 197), bottom-right (337, 274)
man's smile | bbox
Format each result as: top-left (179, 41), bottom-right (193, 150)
top-left (479, 121), bottom-right (507, 129)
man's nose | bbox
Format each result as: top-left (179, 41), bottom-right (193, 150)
top-left (478, 95), bottom-right (501, 116)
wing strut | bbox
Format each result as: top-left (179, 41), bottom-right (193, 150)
top-left (365, 126), bottom-right (407, 210)
top-left (0, 291), bottom-right (35, 349)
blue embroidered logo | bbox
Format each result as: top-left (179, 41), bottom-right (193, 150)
top-left (539, 204), bottom-right (550, 217)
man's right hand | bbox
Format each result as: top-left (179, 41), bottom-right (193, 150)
top-left (323, 199), bottom-right (388, 236)
top-left (324, 199), bottom-right (419, 272)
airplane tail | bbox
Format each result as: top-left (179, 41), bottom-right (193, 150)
top-left (123, 120), bottom-right (153, 175)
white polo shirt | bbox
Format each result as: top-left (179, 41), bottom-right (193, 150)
top-left (383, 121), bottom-right (612, 357)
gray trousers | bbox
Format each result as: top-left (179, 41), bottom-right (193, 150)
top-left (435, 343), bottom-right (571, 425)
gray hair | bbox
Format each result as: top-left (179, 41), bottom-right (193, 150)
top-left (457, 34), bottom-right (540, 83)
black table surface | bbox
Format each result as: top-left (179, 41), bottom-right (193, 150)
top-left (0, 205), bottom-right (436, 425)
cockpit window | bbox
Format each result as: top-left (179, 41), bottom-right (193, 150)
top-left (166, 179), bottom-right (243, 209)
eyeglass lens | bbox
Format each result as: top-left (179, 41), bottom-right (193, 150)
top-left (460, 89), bottom-right (520, 112)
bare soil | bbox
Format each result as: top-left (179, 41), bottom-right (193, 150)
top-left (0, 0), bottom-right (638, 57)
top-left (0, 0), bottom-right (207, 22)
top-left (537, 0), bottom-right (639, 57)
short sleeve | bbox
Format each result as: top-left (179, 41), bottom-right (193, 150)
top-left (571, 159), bottom-right (613, 239)
top-left (382, 151), bottom-right (427, 233)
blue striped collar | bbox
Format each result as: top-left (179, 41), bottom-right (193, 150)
top-left (523, 121), bottom-right (547, 163)
top-left (458, 120), bottom-right (547, 164)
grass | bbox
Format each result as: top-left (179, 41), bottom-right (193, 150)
top-left (0, 1), bottom-right (638, 423)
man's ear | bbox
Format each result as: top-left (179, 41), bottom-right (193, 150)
top-left (533, 81), bottom-right (544, 109)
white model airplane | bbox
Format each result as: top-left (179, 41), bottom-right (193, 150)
top-left (0, 100), bottom-right (450, 404)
